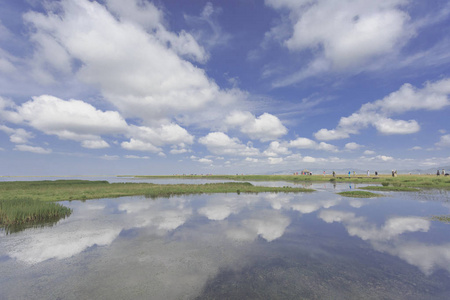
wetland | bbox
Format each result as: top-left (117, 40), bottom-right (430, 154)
top-left (1, 175), bottom-right (450, 299)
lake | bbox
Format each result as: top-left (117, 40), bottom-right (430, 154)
top-left (1, 183), bottom-right (449, 299)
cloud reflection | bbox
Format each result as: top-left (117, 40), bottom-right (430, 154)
top-left (318, 209), bottom-right (450, 275)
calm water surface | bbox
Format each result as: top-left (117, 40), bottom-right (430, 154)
top-left (1, 184), bottom-right (450, 299)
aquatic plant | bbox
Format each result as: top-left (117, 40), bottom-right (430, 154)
top-left (358, 186), bottom-right (419, 192)
top-left (0, 198), bottom-right (72, 232)
top-left (338, 191), bottom-right (383, 198)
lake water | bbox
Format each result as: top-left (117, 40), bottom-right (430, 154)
top-left (1, 184), bottom-right (450, 299)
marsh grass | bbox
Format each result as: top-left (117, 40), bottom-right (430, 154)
top-left (338, 191), bottom-right (383, 198)
top-left (133, 174), bottom-right (450, 189)
top-left (0, 180), bottom-right (314, 230)
top-left (0, 199), bottom-right (72, 233)
top-left (430, 215), bottom-right (450, 224)
top-left (358, 186), bottom-right (419, 192)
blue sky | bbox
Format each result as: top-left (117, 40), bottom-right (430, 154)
top-left (0, 0), bottom-right (449, 175)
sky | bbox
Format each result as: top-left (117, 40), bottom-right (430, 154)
top-left (0, 0), bottom-right (449, 176)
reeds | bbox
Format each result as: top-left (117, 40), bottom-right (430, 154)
top-left (0, 199), bottom-right (72, 226)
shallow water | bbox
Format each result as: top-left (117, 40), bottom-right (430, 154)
top-left (1, 184), bottom-right (450, 299)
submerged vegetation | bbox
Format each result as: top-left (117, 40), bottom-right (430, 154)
top-left (0, 180), bottom-right (314, 230)
top-left (431, 215), bottom-right (450, 224)
top-left (337, 191), bottom-right (383, 198)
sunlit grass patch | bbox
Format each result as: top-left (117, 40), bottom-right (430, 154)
top-left (430, 215), bottom-right (450, 224)
top-left (358, 186), bottom-right (419, 192)
top-left (0, 199), bottom-right (72, 233)
top-left (338, 191), bottom-right (383, 198)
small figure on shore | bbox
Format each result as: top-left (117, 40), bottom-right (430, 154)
top-left (375, 171), bottom-right (378, 176)
top-left (332, 171), bottom-right (336, 177)
top-left (367, 170), bottom-right (370, 177)
top-left (392, 170), bottom-right (395, 177)
top-left (348, 171), bottom-right (351, 178)
top-left (437, 170), bottom-right (440, 176)
top-left (442, 169), bottom-right (445, 176)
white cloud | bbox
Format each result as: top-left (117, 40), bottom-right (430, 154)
top-left (22, 0), bottom-right (239, 125)
top-left (14, 144), bottom-right (52, 154)
top-left (266, 0), bottom-right (413, 84)
top-left (100, 154), bottom-right (119, 160)
top-left (124, 155), bottom-right (150, 159)
top-left (198, 132), bottom-right (260, 157)
top-left (263, 141), bottom-right (291, 157)
top-left (314, 129), bottom-right (350, 141)
top-left (184, 2), bottom-right (232, 52)
top-left (344, 142), bottom-right (362, 151)
top-left (436, 134), bottom-right (450, 148)
top-left (288, 137), bottom-right (338, 152)
top-left (315, 78), bottom-right (450, 140)
top-left (225, 111), bottom-right (287, 141)
top-left (81, 140), bottom-right (110, 149)
top-left (127, 124), bottom-right (194, 147)
top-left (268, 157), bottom-right (283, 165)
top-left (0, 96), bottom-right (21, 123)
top-left (198, 158), bottom-right (213, 164)
top-left (121, 139), bottom-right (162, 153)
top-left (0, 125), bottom-right (34, 144)
top-left (302, 156), bottom-right (316, 163)
top-left (17, 95), bottom-right (128, 143)
top-left (364, 150), bottom-right (376, 155)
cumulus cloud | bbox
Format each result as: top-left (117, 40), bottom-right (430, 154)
top-left (263, 141), bottom-right (291, 157)
top-left (198, 132), bottom-right (260, 157)
top-left (81, 140), bottom-right (110, 149)
top-left (127, 124), bottom-right (194, 148)
top-left (0, 125), bottom-right (34, 144)
top-left (22, 0), bottom-right (240, 125)
top-left (314, 78), bottom-right (450, 140)
top-left (436, 134), bottom-right (450, 148)
top-left (15, 95), bottom-right (128, 145)
top-left (266, 0), bottom-right (414, 84)
top-left (288, 137), bottom-right (338, 152)
top-left (121, 139), bottom-right (162, 153)
top-left (14, 144), bottom-right (52, 154)
top-left (225, 111), bottom-right (288, 141)
top-left (344, 142), bottom-right (362, 151)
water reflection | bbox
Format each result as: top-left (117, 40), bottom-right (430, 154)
top-left (1, 187), bottom-right (450, 299)
top-left (319, 209), bottom-right (450, 275)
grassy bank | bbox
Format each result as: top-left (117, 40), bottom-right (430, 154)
top-left (0, 180), bottom-right (314, 203)
top-left (0, 180), bottom-right (314, 228)
top-left (358, 186), bottom-right (420, 192)
top-left (132, 174), bottom-right (450, 189)
top-left (431, 215), bottom-right (450, 223)
top-left (338, 191), bottom-right (384, 198)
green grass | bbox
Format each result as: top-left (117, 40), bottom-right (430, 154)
top-left (358, 186), bottom-right (419, 192)
top-left (337, 191), bottom-right (383, 198)
top-left (430, 215), bottom-right (450, 224)
top-left (0, 180), bottom-right (314, 229)
top-left (0, 198), bottom-right (72, 224)
top-left (0, 180), bottom-right (314, 202)
top-left (132, 174), bottom-right (450, 189)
